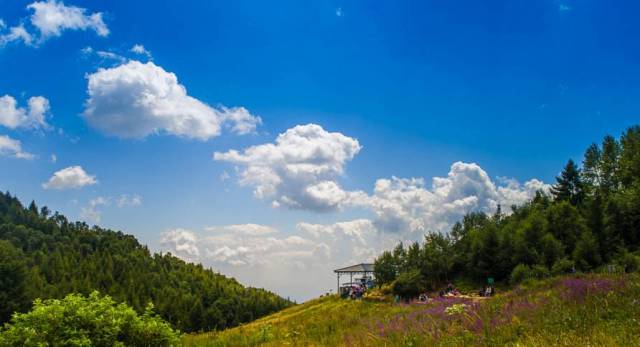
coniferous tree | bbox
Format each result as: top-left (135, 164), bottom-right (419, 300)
top-left (601, 135), bottom-right (621, 194)
top-left (551, 159), bottom-right (585, 205)
top-left (582, 143), bottom-right (601, 191)
top-left (0, 240), bottom-right (29, 322)
top-left (619, 126), bottom-right (640, 188)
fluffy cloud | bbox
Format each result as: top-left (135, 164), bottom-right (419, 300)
top-left (220, 106), bottom-right (262, 135)
top-left (83, 61), bottom-right (261, 140)
top-left (0, 135), bottom-right (34, 159)
top-left (215, 125), bottom-right (551, 224)
top-left (297, 219), bottom-right (375, 246)
top-left (160, 229), bottom-right (200, 259)
top-left (42, 166), bottom-right (97, 190)
top-left (1, 1), bottom-right (108, 47)
top-left (214, 124), bottom-right (364, 211)
top-left (364, 162), bottom-right (551, 234)
top-left (0, 95), bottom-right (50, 130)
top-left (27, 0), bottom-right (108, 39)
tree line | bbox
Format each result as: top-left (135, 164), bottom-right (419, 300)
top-left (374, 125), bottom-right (640, 297)
top-left (0, 192), bottom-right (291, 333)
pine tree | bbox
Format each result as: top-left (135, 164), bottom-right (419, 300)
top-left (619, 126), bottom-right (640, 188)
top-left (551, 159), bottom-right (585, 205)
top-left (582, 143), bottom-right (601, 191)
top-left (601, 135), bottom-right (621, 194)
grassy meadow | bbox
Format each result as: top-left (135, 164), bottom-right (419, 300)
top-left (183, 273), bottom-right (640, 346)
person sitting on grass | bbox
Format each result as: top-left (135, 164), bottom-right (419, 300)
top-left (485, 286), bottom-right (493, 297)
top-left (479, 285), bottom-right (487, 297)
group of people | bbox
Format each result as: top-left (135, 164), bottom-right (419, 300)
top-left (439, 282), bottom-right (461, 297)
top-left (341, 283), bottom-right (366, 299)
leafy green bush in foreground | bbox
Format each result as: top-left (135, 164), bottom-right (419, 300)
top-left (0, 291), bottom-right (180, 347)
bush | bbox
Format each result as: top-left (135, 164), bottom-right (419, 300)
top-left (552, 258), bottom-right (575, 276)
top-left (392, 269), bottom-right (425, 298)
top-left (510, 264), bottom-right (550, 284)
top-left (531, 264), bottom-right (551, 279)
top-left (615, 251), bottom-right (640, 273)
top-left (0, 291), bottom-right (180, 346)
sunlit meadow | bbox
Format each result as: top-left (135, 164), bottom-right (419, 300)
top-left (184, 274), bottom-right (640, 346)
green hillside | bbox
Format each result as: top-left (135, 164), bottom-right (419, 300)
top-left (184, 273), bottom-right (640, 346)
top-left (0, 192), bottom-right (291, 333)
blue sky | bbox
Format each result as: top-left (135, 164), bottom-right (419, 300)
top-left (1, 0), bottom-right (638, 301)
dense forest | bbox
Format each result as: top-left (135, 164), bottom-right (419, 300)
top-left (375, 125), bottom-right (640, 296)
top-left (0, 193), bottom-right (291, 333)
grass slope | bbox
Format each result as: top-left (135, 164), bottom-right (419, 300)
top-left (184, 274), bottom-right (640, 346)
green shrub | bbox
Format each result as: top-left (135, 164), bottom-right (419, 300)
top-left (0, 291), bottom-right (180, 347)
top-left (552, 258), bottom-right (575, 275)
top-left (615, 251), bottom-right (640, 273)
top-left (392, 269), bottom-right (425, 298)
top-left (510, 264), bottom-right (533, 284)
top-left (511, 264), bottom-right (551, 284)
top-left (531, 264), bottom-right (551, 279)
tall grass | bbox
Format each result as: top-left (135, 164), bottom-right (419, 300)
top-left (183, 274), bottom-right (640, 346)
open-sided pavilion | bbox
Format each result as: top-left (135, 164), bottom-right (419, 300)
top-left (334, 263), bottom-right (375, 292)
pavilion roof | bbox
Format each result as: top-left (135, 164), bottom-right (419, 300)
top-left (334, 263), bottom-right (375, 273)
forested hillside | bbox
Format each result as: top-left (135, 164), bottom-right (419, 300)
top-left (0, 193), bottom-right (291, 332)
top-left (375, 125), bottom-right (640, 293)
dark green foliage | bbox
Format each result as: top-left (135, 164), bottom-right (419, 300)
top-left (0, 291), bottom-right (179, 346)
top-left (572, 231), bottom-right (602, 270)
top-left (509, 264), bottom-right (549, 284)
top-left (551, 159), bottom-right (585, 205)
top-left (614, 251), bottom-right (640, 273)
top-left (373, 251), bottom-right (397, 286)
top-left (0, 241), bottom-right (28, 322)
top-left (375, 125), bottom-right (640, 293)
top-left (0, 192), bottom-right (291, 332)
top-left (392, 269), bottom-right (425, 298)
top-left (551, 258), bottom-right (575, 276)
top-left (509, 264), bottom-right (534, 284)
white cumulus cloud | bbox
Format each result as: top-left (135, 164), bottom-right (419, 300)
top-left (0, 95), bottom-right (51, 130)
top-left (1, 1), bottom-right (108, 47)
top-left (362, 162), bottom-right (551, 234)
top-left (27, 0), bottom-right (109, 39)
top-left (160, 228), bottom-right (200, 259)
top-left (0, 135), bottom-right (34, 159)
top-left (214, 124), bottom-right (364, 211)
top-left (82, 61), bottom-right (261, 140)
top-left (42, 165), bottom-right (97, 190)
